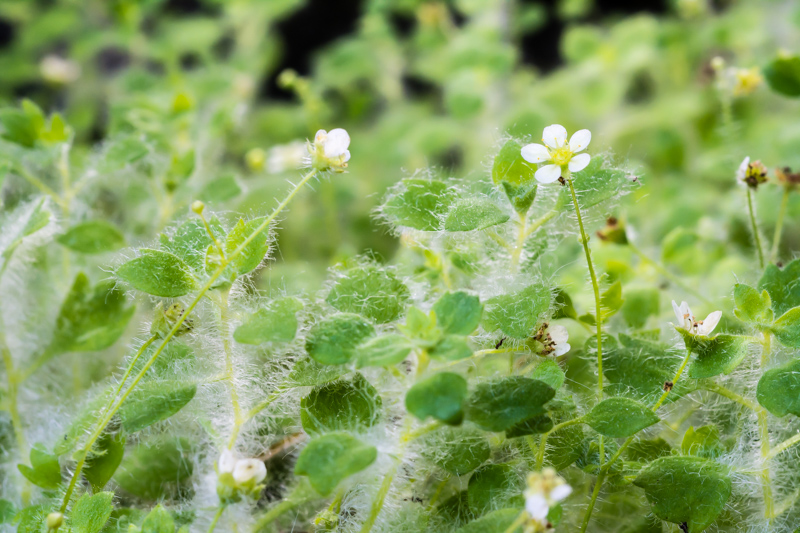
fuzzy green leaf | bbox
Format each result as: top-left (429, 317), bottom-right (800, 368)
top-left (621, 288), bottom-right (660, 329)
top-left (483, 284), bottom-right (551, 339)
top-left (300, 374), bottom-right (382, 434)
top-left (0, 500), bottom-right (15, 524)
top-left (295, 433), bottom-right (377, 496)
top-left (686, 334), bottom-right (750, 379)
top-left (224, 217), bottom-right (270, 276)
top-left (354, 334), bottom-right (413, 367)
top-left (500, 181), bottom-right (537, 214)
top-left (382, 178), bottom-right (456, 231)
top-left (70, 492), bottom-right (114, 533)
top-left (764, 55), bottom-right (800, 97)
top-left (140, 505), bottom-right (175, 533)
top-left (504, 414), bottom-right (554, 438)
top-left (467, 464), bottom-right (523, 516)
top-left (287, 357), bottom-right (348, 387)
top-left (421, 426), bottom-right (491, 475)
top-left (433, 291), bottom-right (483, 335)
top-left (733, 283), bottom-right (773, 324)
top-left (119, 381), bottom-right (197, 433)
top-left (326, 265), bottom-right (410, 323)
top-left (465, 376), bottom-right (555, 432)
top-left (681, 426), bottom-right (724, 459)
top-left (47, 273), bottom-right (135, 357)
top-left (114, 437), bottom-right (194, 500)
top-left (570, 161), bottom-right (629, 209)
top-left (758, 259), bottom-right (800, 316)
top-left (17, 446), bottom-right (61, 490)
top-left (455, 508), bottom-right (521, 533)
top-left (492, 139), bottom-right (537, 186)
top-left (305, 313), bottom-right (375, 365)
top-left (770, 307), bottom-right (800, 348)
top-left (116, 249), bottom-right (197, 297)
top-left (600, 281), bottom-right (624, 319)
top-left (444, 198), bottom-right (510, 232)
top-left (757, 358), bottom-right (800, 417)
top-left (585, 397), bottom-right (659, 438)
top-left (161, 217), bottom-right (224, 272)
top-left (634, 456), bottom-right (732, 532)
top-left (406, 373), bottom-right (467, 425)
top-left (84, 432), bottom-right (126, 493)
top-left (57, 221), bottom-right (126, 254)
top-left (429, 335), bottom-right (473, 361)
top-left (233, 297), bottom-right (303, 345)
top-left (0, 100), bottom-right (44, 147)
top-left (530, 359), bottom-right (565, 390)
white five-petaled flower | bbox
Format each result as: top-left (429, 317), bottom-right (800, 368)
top-left (524, 468), bottom-right (572, 530)
top-left (520, 124), bottom-right (592, 184)
top-left (548, 325), bottom-right (571, 357)
top-left (218, 450), bottom-right (267, 486)
top-left (672, 300), bottom-right (722, 336)
top-left (309, 128), bottom-right (351, 173)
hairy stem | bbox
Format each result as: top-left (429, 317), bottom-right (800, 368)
top-left (579, 472), bottom-right (605, 533)
top-left (770, 187), bottom-right (790, 263)
top-left (510, 213), bottom-right (528, 272)
top-left (767, 433), bottom-right (800, 461)
top-left (207, 505), bottom-right (226, 533)
top-left (758, 331), bottom-right (774, 519)
top-left (746, 187), bottom-right (765, 269)
top-left (58, 168), bottom-right (319, 513)
top-left (219, 288), bottom-right (244, 450)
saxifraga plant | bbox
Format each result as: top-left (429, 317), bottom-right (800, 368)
top-left (2, 99), bottom-right (800, 533)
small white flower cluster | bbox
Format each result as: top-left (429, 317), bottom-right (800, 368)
top-left (308, 128), bottom-right (351, 173)
top-left (672, 300), bottom-right (721, 336)
top-left (217, 449), bottom-right (267, 502)
top-left (521, 124), bottom-right (592, 183)
top-left (524, 468), bottom-right (572, 532)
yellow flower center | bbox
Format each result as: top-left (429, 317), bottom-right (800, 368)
top-left (549, 146), bottom-right (573, 167)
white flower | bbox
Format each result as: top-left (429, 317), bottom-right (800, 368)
top-left (524, 468), bottom-right (572, 527)
top-left (548, 325), bottom-right (571, 357)
top-left (309, 128), bottom-right (351, 173)
top-left (520, 124), bottom-right (592, 184)
top-left (218, 449), bottom-right (237, 474)
top-left (233, 458), bottom-right (267, 485)
top-left (736, 156), bottom-right (750, 185)
top-left (40, 55), bottom-right (81, 84)
top-left (672, 300), bottom-right (722, 336)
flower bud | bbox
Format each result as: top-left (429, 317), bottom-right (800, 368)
top-left (246, 148), bottom-right (266, 171)
top-left (309, 129), bottom-right (351, 173)
top-left (218, 449), bottom-right (236, 475)
top-left (191, 200), bottom-right (205, 215)
top-left (46, 512), bottom-right (63, 531)
top-left (233, 458), bottom-right (267, 485)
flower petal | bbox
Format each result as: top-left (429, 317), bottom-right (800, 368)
top-left (343, 149), bottom-right (351, 163)
top-left (702, 310), bottom-right (722, 335)
top-left (314, 129), bottom-right (327, 143)
top-left (672, 300), bottom-right (683, 324)
top-left (324, 128), bottom-right (350, 158)
top-left (233, 459), bottom-right (267, 484)
top-left (550, 483), bottom-right (573, 502)
top-left (521, 143), bottom-right (551, 164)
top-left (568, 129), bottom-right (591, 152)
top-left (525, 495), bottom-right (549, 520)
top-left (736, 156), bottom-right (750, 182)
top-left (535, 164), bottom-right (561, 184)
top-left (218, 449), bottom-right (236, 474)
top-left (553, 342), bottom-right (571, 357)
top-left (568, 153), bottom-right (591, 172)
top-left (542, 124), bottom-right (567, 149)
top-left (549, 324), bottom-right (569, 345)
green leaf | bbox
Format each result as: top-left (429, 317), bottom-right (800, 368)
top-left (757, 358), bottom-right (800, 417)
top-left (634, 456), bottom-right (732, 532)
top-left (686, 334), bottom-right (750, 379)
top-left (770, 307), bottom-right (800, 348)
top-left (141, 505), bottom-right (175, 533)
top-left (55, 387), bottom-right (114, 456)
top-left (444, 198), bottom-right (510, 232)
top-left (117, 249), bottom-right (197, 297)
top-left (57, 221), bottom-right (125, 254)
top-left (552, 288), bottom-right (578, 320)
top-left (429, 335), bottom-right (473, 361)
top-left (504, 414), bottom-right (554, 438)
top-left (119, 381), bottom-right (197, 433)
top-left (84, 432), bottom-right (126, 493)
top-left (17, 446), bottom-right (61, 490)
top-left (465, 376), bottom-right (555, 432)
top-left (103, 136), bottom-right (150, 169)
top-left (354, 334), bottom-right (413, 367)
top-left (483, 284), bottom-right (551, 339)
top-left (115, 437), bottom-right (194, 500)
top-left (233, 297), bottom-right (303, 345)
top-left (224, 217), bottom-right (270, 276)
top-left (287, 356), bottom-right (348, 387)
top-left (0, 100), bottom-right (44, 147)
top-left (433, 291), bottom-right (483, 335)
top-left (382, 178), bottom-right (456, 231)
top-left (584, 397), bottom-right (659, 438)
top-left (199, 175), bottom-right (241, 203)
top-left (492, 139), bottom-right (536, 186)
top-left (733, 283), bottom-right (773, 324)
top-left (326, 265), bottom-right (410, 324)
top-left (600, 281), bottom-right (624, 319)
top-left (13, 504), bottom-right (46, 533)
top-left (421, 426), bottom-right (491, 475)
top-left (305, 313), bottom-right (375, 365)
top-left (47, 273), bottom-right (135, 357)
top-left (0, 500), bottom-right (15, 524)
top-left (620, 288), bottom-right (659, 329)
top-left (161, 217), bottom-right (224, 272)
top-left (405, 373), bottom-right (467, 425)
top-left (467, 464), bottom-right (523, 516)
top-left (70, 492), bottom-right (114, 533)
top-left (681, 426), bottom-right (724, 459)
top-left (295, 432), bottom-right (377, 496)
top-left (1, 198), bottom-right (52, 264)
top-left (455, 508), bottom-right (521, 533)
top-left (758, 259), bottom-right (800, 316)
top-left (569, 160), bottom-right (629, 209)
top-left (764, 55), bottom-right (800, 97)
top-left (500, 181), bottom-right (537, 215)
top-left (530, 359), bottom-right (565, 390)
top-left (300, 374), bottom-right (382, 435)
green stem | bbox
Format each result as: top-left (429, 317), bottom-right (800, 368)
top-left (511, 213), bottom-right (528, 272)
top-left (758, 331), bottom-right (774, 519)
top-left (502, 511), bottom-right (527, 533)
top-left (58, 168), bottom-right (319, 514)
top-left (15, 165), bottom-right (65, 208)
top-left (360, 462), bottom-right (399, 533)
top-left (768, 433), bottom-right (800, 460)
top-left (566, 172), bottom-right (603, 400)
top-left (251, 495), bottom-right (302, 533)
top-left (652, 346), bottom-right (693, 411)
top-left (703, 382), bottom-right (760, 411)
top-left (536, 418), bottom-right (585, 469)
top-left (245, 386), bottom-right (286, 421)
top-left (579, 472), bottom-right (605, 533)
top-left (770, 187), bottom-right (790, 263)
top-left (747, 187), bottom-right (765, 269)
top-left (219, 288), bottom-right (244, 450)
top-left (207, 505), bottom-right (226, 533)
